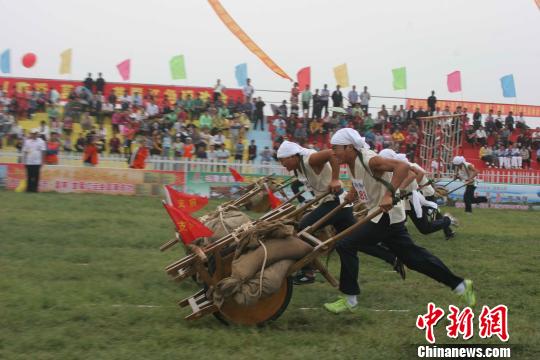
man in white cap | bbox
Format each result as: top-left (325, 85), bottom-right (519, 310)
top-left (276, 140), bottom-right (406, 284)
top-left (22, 128), bottom-right (46, 192)
top-left (379, 149), bottom-right (458, 240)
top-left (326, 128), bottom-right (475, 313)
top-left (452, 156), bottom-right (488, 213)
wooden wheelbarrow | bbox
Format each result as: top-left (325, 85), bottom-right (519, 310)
top-left (241, 175), bottom-right (297, 213)
top-left (161, 191), bottom-right (389, 326)
top-left (159, 175), bottom-right (297, 252)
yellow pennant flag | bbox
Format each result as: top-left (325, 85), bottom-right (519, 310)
top-left (59, 49), bottom-right (72, 74)
top-left (333, 63), bottom-right (349, 88)
top-left (15, 179), bottom-right (27, 192)
top-left (207, 0), bottom-right (292, 81)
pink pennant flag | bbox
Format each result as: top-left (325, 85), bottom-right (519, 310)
top-left (447, 71), bottom-right (462, 93)
top-left (117, 59), bottom-right (131, 81)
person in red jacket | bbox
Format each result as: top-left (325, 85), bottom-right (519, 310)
top-left (83, 135), bottom-right (99, 166)
top-left (129, 138), bottom-right (149, 169)
top-left (45, 131), bottom-right (61, 165)
top-left (183, 137), bottom-right (194, 159)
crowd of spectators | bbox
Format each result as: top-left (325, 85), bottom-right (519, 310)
top-left (0, 75), bottom-right (274, 165)
top-left (462, 108), bottom-right (539, 169)
top-left (1, 76), bottom-right (539, 169)
top-left (267, 83), bottom-right (427, 162)
top-left (267, 85), bottom-right (540, 168)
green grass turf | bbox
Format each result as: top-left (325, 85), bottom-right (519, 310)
top-left (0, 191), bottom-right (539, 359)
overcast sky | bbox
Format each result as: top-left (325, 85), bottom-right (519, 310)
top-left (1, 0), bottom-right (539, 109)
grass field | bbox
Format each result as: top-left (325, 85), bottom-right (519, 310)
top-left (1, 191), bottom-right (539, 360)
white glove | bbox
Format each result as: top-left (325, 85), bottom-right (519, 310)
top-left (339, 191), bottom-right (354, 207)
top-left (411, 190), bottom-right (438, 218)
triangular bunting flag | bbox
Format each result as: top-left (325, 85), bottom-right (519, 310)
top-left (1, 49), bottom-right (11, 74)
top-left (235, 63), bottom-right (248, 86)
top-left (59, 49), bottom-right (72, 74)
top-left (297, 66), bottom-right (311, 91)
top-left (447, 71), bottom-right (462, 93)
top-left (170, 55), bottom-right (187, 80)
top-left (117, 59), bottom-right (131, 81)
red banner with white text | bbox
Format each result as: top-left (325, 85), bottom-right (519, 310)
top-left (406, 98), bottom-right (540, 117)
top-left (0, 76), bottom-right (244, 105)
top-left (0, 163), bottom-right (185, 196)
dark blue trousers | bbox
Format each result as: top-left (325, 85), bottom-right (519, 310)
top-left (336, 213), bottom-right (463, 295)
top-left (299, 199), bottom-right (397, 266)
top-left (407, 206), bottom-right (452, 237)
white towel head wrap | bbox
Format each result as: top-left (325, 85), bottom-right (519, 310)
top-left (452, 156), bottom-right (465, 166)
top-left (378, 149), bottom-right (409, 163)
top-left (330, 128), bottom-right (370, 150)
top-left (277, 140), bottom-right (315, 159)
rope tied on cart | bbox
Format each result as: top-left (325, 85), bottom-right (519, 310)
top-left (210, 219), bottom-right (312, 307)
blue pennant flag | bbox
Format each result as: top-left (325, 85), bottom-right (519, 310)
top-left (500, 74), bottom-right (516, 98)
top-left (1, 49), bottom-right (11, 73)
top-left (235, 63), bottom-right (248, 87)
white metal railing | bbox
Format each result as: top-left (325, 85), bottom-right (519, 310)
top-left (478, 170), bottom-right (540, 185)
top-left (1, 150), bottom-right (539, 185)
top-left (426, 171), bottom-right (540, 186)
top-left (0, 151), bottom-right (288, 175)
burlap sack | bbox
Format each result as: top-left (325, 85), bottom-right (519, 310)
top-left (244, 180), bottom-right (283, 213)
top-left (231, 236), bottom-right (312, 281)
top-left (232, 259), bottom-right (294, 306)
top-left (234, 221), bottom-right (296, 255)
top-left (434, 186), bottom-right (449, 198)
top-left (244, 192), bottom-right (270, 213)
top-left (203, 210), bottom-right (251, 244)
top-left (211, 220), bottom-right (313, 307)
top-left (192, 209), bottom-right (251, 248)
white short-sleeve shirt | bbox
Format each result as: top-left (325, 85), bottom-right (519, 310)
top-left (22, 138), bottom-right (46, 165)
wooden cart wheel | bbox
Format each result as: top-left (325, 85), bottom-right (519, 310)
top-left (213, 276), bottom-right (294, 326)
top-left (205, 247), bottom-right (293, 326)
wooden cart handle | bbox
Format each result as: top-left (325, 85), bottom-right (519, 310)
top-left (288, 209), bottom-right (383, 275)
top-left (187, 244), bottom-right (208, 262)
top-left (273, 176), bottom-right (297, 192)
top-left (300, 199), bottom-right (348, 235)
top-left (315, 191), bottom-right (412, 249)
top-left (283, 190), bottom-right (331, 220)
top-left (318, 208), bottom-right (383, 250)
top-left (280, 190), bottom-right (305, 207)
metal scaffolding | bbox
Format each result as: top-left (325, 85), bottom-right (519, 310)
top-left (417, 114), bottom-right (464, 177)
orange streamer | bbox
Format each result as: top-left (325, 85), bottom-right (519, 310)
top-left (207, 0), bottom-right (292, 81)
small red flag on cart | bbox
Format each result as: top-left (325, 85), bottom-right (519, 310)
top-left (164, 185), bottom-right (208, 213)
top-left (162, 202), bottom-right (213, 245)
top-left (228, 167), bottom-right (245, 182)
top-left (266, 186), bottom-right (282, 209)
